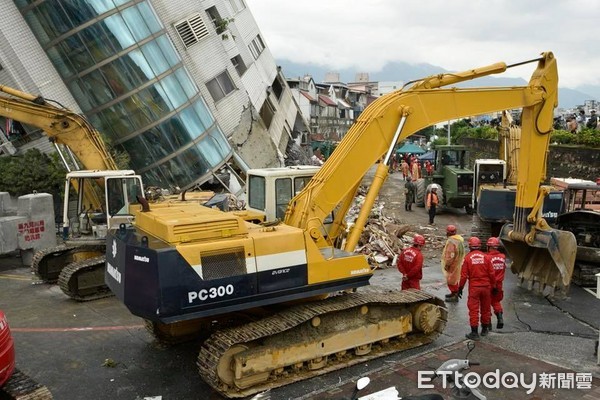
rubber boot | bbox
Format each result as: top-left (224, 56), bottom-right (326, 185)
top-left (496, 312), bottom-right (504, 329)
top-left (480, 325), bottom-right (490, 337)
top-left (445, 293), bottom-right (459, 303)
top-left (465, 326), bottom-right (479, 340)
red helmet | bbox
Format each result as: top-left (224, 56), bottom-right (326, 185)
top-left (468, 236), bottom-right (481, 249)
top-left (413, 234), bottom-right (425, 246)
top-left (487, 237), bottom-right (500, 248)
top-left (446, 225), bottom-right (457, 235)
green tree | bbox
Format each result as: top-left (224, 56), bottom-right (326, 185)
top-left (0, 149), bottom-right (66, 197)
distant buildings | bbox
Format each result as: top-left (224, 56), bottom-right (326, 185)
top-left (0, 0), bottom-right (309, 193)
top-left (286, 72), bottom-right (383, 144)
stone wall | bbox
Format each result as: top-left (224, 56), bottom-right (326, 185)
top-left (460, 138), bottom-right (600, 181)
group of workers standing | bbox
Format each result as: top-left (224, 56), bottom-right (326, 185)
top-left (391, 153), bottom-right (434, 181)
top-left (396, 224), bottom-right (507, 340)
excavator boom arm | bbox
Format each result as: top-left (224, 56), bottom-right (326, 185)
top-left (285, 53), bottom-right (558, 251)
top-left (0, 85), bottom-right (117, 171)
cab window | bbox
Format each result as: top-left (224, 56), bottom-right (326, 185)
top-left (275, 178), bottom-right (292, 219)
top-left (248, 175), bottom-right (266, 211)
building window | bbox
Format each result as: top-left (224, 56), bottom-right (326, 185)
top-left (206, 6), bottom-right (226, 34)
top-left (174, 13), bottom-right (209, 48)
top-left (231, 55), bottom-right (247, 76)
top-left (248, 35), bottom-right (265, 60)
top-left (206, 70), bottom-right (235, 102)
top-left (228, 0), bottom-right (246, 13)
top-left (259, 98), bottom-right (276, 129)
top-left (271, 76), bottom-right (283, 100)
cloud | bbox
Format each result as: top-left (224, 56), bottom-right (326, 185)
top-left (247, 0), bottom-right (600, 89)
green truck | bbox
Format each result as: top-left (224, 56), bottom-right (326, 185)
top-left (415, 145), bottom-right (474, 214)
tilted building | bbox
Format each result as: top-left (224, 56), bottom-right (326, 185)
top-left (0, 0), bottom-right (310, 193)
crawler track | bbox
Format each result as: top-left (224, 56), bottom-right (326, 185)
top-left (31, 245), bottom-right (104, 284)
top-left (197, 290), bottom-right (446, 398)
top-left (57, 255), bottom-right (113, 302)
top-left (0, 369), bottom-right (53, 399)
top-left (31, 245), bottom-right (77, 283)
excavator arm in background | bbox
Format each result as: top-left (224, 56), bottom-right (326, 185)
top-left (0, 85), bottom-right (146, 301)
top-left (0, 84), bottom-right (120, 211)
top-left (0, 84), bottom-right (117, 171)
top-left (285, 51), bottom-right (576, 292)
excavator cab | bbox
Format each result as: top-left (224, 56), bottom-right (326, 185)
top-left (62, 170), bottom-right (143, 240)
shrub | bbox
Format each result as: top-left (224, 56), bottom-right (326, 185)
top-left (550, 130), bottom-right (575, 145)
top-left (0, 149), bottom-right (66, 197)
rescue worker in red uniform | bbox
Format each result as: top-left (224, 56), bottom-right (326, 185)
top-left (487, 237), bottom-right (506, 329)
top-left (458, 237), bottom-right (496, 339)
top-left (397, 234), bottom-right (425, 290)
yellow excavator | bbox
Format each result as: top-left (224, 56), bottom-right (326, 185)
top-left (105, 52), bottom-right (577, 397)
top-left (0, 84), bottom-right (144, 301)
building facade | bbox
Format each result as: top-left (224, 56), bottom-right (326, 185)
top-left (0, 0), bottom-right (308, 193)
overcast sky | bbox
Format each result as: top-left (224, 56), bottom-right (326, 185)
top-left (246, 0), bottom-right (599, 90)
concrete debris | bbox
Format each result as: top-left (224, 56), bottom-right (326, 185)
top-left (348, 187), bottom-right (447, 268)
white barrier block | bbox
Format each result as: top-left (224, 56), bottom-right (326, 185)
top-left (16, 193), bottom-right (57, 251)
top-left (0, 215), bottom-right (27, 253)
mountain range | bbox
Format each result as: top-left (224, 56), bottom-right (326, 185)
top-left (277, 59), bottom-right (598, 110)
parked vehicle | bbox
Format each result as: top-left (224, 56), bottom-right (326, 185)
top-left (0, 310), bottom-right (15, 388)
top-left (415, 145), bottom-right (474, 214)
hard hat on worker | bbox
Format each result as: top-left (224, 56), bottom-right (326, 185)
top-left (487, 237), bottom-right (500, 248)
top-left (413, 234), bottom-right (425, 246)
top-left (468, 236), bottom-right (481, 249)
top-left (446, 225), bottom-right (457, 235)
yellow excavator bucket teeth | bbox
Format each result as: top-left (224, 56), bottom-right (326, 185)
top-left (500, 224), bottom-right (577, 291)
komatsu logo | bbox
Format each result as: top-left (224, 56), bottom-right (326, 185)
top-left (543, 211), bottom-right (558, 219)
top-left (350, 268), bottom-right (371, 275)
top-left (134, 255), bottom-right (149, 263)
top-left (107, 262), bottom-right (121, 283)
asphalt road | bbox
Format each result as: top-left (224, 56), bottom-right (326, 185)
top-left (0, 169), bottom-right (599, 399)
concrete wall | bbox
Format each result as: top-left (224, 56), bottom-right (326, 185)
top-left (461, 138), bottom-right (600, 181)
top-left (0, 192), bottom-right (56, 263)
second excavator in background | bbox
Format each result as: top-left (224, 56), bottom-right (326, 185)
top-left (105, 52), bottom-right (576, 398)
top-left (0, 84), bottom-right (145, 301)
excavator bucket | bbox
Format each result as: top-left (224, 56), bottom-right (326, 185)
top-left (499, 224), bottom-right (577, 295)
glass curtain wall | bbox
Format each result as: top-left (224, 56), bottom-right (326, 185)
top-left (14, 0), bottom-right (233, 189)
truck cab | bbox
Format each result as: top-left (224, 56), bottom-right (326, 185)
top-left (420, 145), bottom-right (474, 212)
top-left (246, 166), bottom-right (322, 222)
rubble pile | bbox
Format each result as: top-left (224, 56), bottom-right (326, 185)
top-left (348, 187), bottom-right (447, 268)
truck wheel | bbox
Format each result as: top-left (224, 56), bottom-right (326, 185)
top-left (415, 179), bottom-right (426, 207)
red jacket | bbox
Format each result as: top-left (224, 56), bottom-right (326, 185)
top-left (397, 246), bottom-right (423, 282)
top-left (459, 250), bottom-right (495, 289)
top-left (487, 249), bottom-right (506, 290)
